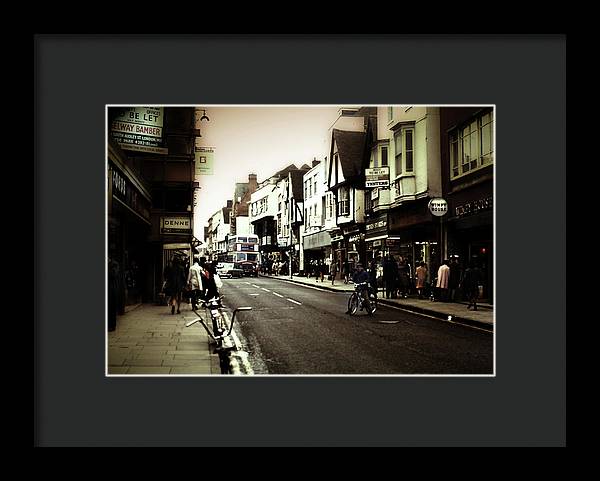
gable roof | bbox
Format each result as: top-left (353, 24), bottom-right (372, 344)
top-left (331, 129), bottom-right (366, 181)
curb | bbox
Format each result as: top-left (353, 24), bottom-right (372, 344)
top-left (260, 274), bottom-right (493, 331)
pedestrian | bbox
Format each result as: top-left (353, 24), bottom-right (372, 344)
top-left (201, 261), bottom-right (223, 301)
top-left (368, 260), bottom-right (378, 296)
top-left (164, 257), bottom-right (187, 314)
top-left (397, 256), bottom-right (410, 298)
top-left (383, 256), bottom-right (396, 299)
top-left (186, 256), bottom-right (204, 310)
top-left (436, 259), bottom-right (451, 302)
top-left (320, 261), bottom-right (326, 283)
top-left (415, 261), bottom-right (428, 299)
top-left (343, 259), bottom-right (350, 284)
top-left (330, 260), bottom-right (338, 285)
top-left (448, 258), bottom-right (462, 302)
top-left (462, 260), bottom-right (484, 311)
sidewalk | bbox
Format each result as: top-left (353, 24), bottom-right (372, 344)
top-left (107, 303), bottom-right (222, 375)
top-left (261, 273), bottom-right (494, 329)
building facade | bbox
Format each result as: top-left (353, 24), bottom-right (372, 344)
top-left (440, 106), bottom-right (494, 303)
top-left (107, 106), bottom-right (198, 306)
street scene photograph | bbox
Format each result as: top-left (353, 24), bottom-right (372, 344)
top-left (107, 105), bottom-right (495, 376)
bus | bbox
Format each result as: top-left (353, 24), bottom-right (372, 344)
top-left (220, 234), bottom-right (261, 265)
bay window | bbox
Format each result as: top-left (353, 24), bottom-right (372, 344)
top-left (450, 110), bottom-right (494, 179)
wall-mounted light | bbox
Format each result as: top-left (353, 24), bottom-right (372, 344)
top-left (199, 109), bottom-right (210, 122)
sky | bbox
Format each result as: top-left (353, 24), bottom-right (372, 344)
top-left (193, 106), bottom-right (347, 241)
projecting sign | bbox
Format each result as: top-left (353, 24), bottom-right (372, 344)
top-left (111, 107), bottom-right (168, 154)
top-left (428, 198), bottom-right (448, 217)
top-left (365, 167), bottom-right (390, 188)
top-left (195, 146), bottom-right (215, 175)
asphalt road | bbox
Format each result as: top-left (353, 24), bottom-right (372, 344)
top-left (219, 276), bottom-right (493, 375)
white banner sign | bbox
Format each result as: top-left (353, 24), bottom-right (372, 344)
top-left (365, 167), bottom-right (390, 188)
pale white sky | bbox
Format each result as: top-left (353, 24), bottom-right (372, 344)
top-left (193, 106), bottom-right (347, 241)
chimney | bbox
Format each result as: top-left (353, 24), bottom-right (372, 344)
top-left (226, 199), bottom-right (233, 208)
top-left (312, 157), bottom-right (320, 168)
top-left (248, 173), bottom-right (258, 193)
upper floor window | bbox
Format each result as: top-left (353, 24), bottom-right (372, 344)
top-left (388, 106), bottom-right (393, 122)
top-left (381, 146), bottom-right (388, 167)
top-left (394, 126), bottom-right (414, 175)
top-left (450, 110), bottom-right (494, 179)
top-left (338, 186), bottom-right (350, 216)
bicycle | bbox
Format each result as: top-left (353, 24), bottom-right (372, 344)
top-left (185, 295), bottom-right (252, 349)
top-left (347, 282), bottom-right (378, 315)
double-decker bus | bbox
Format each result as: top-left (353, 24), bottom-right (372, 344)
top-left (219, 234), bottom-right (260, 264)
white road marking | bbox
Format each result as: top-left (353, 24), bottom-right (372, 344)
top-left (249, 293), bottom-right (260, 296)
top-left (252, 284), bottom-right (260, 288)
top-left (261, 288), bottom-right (271, 292)
top-left (272, 292), bottom-right (284, 298)
top-left (287, 298), bottom-right (302, 305)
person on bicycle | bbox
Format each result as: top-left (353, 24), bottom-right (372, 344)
top-left (349, 263), bottom-right (370, 312)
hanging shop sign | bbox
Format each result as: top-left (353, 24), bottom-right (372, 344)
top-left (195, 146), bottom-right (215, 175)
top-left (455, 196), bottom-right (493, 218)
top-left (428, 197), bottom-right (448, 217)
top-left (160, 216), bottom-right (191, 234)
top-left (110, 107), bottom-right (168, 155)
top-left (348, 233), bottom-right (364, 243)
top-left (365, 167), bottom-right (390, 188)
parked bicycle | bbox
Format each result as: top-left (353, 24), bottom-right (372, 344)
top-left (185, 295), bottom-right (251, 349)
top-left (347, 282), bottom-right (378, 315)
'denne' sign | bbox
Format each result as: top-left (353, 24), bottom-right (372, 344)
top-left (160, 217), bottom-right (191, 234)
top-left (428, 198), bottom-right (448, 217)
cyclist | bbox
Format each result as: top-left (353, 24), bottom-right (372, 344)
top-left (346, 263), bottom-right (370, 313)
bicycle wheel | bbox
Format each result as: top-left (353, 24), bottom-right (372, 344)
top-left (347, 293), bottom-right (358, 315)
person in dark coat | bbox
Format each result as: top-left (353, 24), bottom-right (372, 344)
top-left (397, 256), bottom-right (410, 298)
top-left (164, 257), bottom-right (187, 315)
top-left (461, 260), bottom-right (484, 311)
top-left (448, 258), bottom-right (462, 302)
top-left (383, 255), bottom-right (397, 299)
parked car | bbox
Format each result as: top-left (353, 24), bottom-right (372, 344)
top-left (240, 261), bottom-right (259, 277)
top-left (216, 262), bottom-right (244, 279)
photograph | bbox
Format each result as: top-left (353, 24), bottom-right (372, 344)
top-left (106, 105), bottom-right (495, 376)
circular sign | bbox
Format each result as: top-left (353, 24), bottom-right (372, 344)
top-left (428, 198), bottom-right (448, 217)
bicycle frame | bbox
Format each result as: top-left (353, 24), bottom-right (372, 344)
top-left (185, 296), bottom-right (252, 346)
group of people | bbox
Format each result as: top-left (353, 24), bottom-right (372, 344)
top-left (434, 259), bottom-right (484, 310)
top-left (162, 256), bottom-right (223, 315)
top-left (382, 255), bottom-right (412, 299)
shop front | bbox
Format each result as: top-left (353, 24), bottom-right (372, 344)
top-left (388, 199), bottom-right (439, 285)
top-left (108, 158), bottom-right (152, 310)
top-left (303, 230), bottom-right (332, 277)
top-left (447, 188), bottom-right (493, 304)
